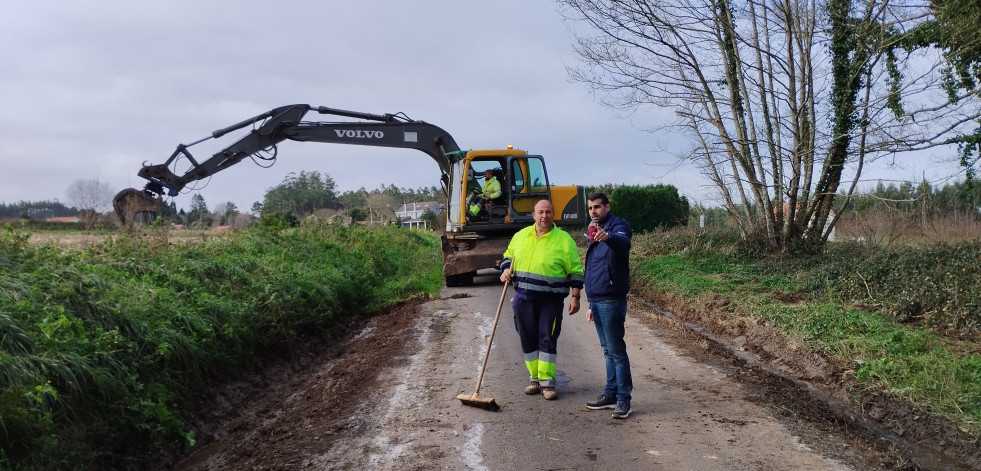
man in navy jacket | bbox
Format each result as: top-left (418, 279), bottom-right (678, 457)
top-left (582, 192), bottom-right (634, 419)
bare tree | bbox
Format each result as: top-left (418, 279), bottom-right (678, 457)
top-left (559, 0), bottom-right (981, 251)
top-left (366, 193), bottom-right (399, 224)
top-left (66, 178), bottom-right (115, 230)
top-left (230, 213), bottom-right (253, 229)
top-left (213, 201), bottom-right (239, 226)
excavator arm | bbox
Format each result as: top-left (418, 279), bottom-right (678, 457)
top-left (113, 103), bottom-right (587, 286)
top-left (134, 104), bottom-right (463, 199)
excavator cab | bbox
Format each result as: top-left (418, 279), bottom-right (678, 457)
top-left (507, 156), bottom-right (551, 223)
top-left (465, 161), bottom-right (506, 223)
top-left (458, 153), bottom-right (554, 228)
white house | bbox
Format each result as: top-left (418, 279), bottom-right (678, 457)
top-left (395, 201), bottom-right (442, 229)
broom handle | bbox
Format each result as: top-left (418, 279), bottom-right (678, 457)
top-left (473, 275), bottom-right (510, 396)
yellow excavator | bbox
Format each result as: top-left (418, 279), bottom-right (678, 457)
top-left (113, 104), bottom-right (586, 286)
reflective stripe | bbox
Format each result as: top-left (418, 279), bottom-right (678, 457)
top-left (513, 271), bottom-right (574, 295)
top-left (524, 353), bottom-right (557, 387)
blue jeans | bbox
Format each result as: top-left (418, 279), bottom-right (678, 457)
top-left (590, 299), bottom-right (632, 402)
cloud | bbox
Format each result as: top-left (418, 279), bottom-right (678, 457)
top-left (0, 1), bottom-right (963, 213)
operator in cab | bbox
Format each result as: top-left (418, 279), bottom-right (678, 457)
top-left (469, 168), bottom-right (502, 217)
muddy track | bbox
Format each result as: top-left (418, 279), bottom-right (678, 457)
top-left (155, 290), bottom-right (979, 470)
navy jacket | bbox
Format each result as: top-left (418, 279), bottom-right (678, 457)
top-left (584, 213), bottom-right (632, 301)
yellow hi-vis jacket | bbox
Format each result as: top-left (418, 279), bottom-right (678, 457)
top-left (479, 176), bottom-right (502, 199)
top-left (501, 224), bottom-right (584, 300)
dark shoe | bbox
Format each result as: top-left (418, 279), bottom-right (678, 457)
top-left (586, 394), bottom-right (617, 410)
top-left (541, 387), bottom-right (557, 400)
top-left (523, 382), bottom-right (541, 395)
top-left (612, 401), bottom-right (632, 419)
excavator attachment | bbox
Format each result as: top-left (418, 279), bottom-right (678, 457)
top-left (113, 188), bottom-right (163, 228)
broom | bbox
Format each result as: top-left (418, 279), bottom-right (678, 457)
top-left (457, 273), bottom-right (511, 411)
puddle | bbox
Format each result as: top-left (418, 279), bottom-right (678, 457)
top-left (555, 369), bottom-right (574, 388)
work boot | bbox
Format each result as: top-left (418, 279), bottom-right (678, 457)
top-left (541, 387), bottom-right (557, 400)
top-left (612, 401), bottom-right (632, 419)
top-left (523, 382), bottom-right (540, 395)
top-left (586, 394), bottom-right (617, 410)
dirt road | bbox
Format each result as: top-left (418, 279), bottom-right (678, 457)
top-left (167, 269), bottom-right (961, 470)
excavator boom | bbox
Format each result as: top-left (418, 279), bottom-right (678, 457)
top-left (134, 104), bottom-right (461, 198)
top-left (113, 103), bottom-right (586, 286)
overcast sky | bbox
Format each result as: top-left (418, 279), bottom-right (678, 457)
top-left (1, 1), bottom-right (967, 214)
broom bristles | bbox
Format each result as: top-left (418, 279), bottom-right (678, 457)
top-left (457, 393), bottom-right (500, 411)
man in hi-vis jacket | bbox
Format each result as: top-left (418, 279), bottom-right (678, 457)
top-left (499, 199), bottom-right (584, 401)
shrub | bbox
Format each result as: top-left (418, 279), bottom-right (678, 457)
top-left (258, 211), bottom-right (299, 229)
top-left (609, 184), bottom-right (690, 233)
top-left (814, 241), bottom-right (981, 329)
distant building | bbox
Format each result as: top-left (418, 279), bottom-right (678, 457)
top-left (395, 201), bottom-right (441, 229)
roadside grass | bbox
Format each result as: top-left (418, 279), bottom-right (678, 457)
top-left (755, 301), bottom-right (981, 434)
top-left (0, 222), bottom-right (443, 471)
top-left (631, 233), bottom-right (981, 438)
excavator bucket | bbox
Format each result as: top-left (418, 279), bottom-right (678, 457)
top-left (113, 188), bottom-right (163, 228)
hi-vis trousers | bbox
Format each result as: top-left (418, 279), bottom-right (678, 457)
top-left (512, 292), bottom-right (564, 388)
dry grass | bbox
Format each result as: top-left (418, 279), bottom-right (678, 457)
top-left (27, 229), bottom-right (234, 250)
top-left (834, 210), bottom-right (981, 248)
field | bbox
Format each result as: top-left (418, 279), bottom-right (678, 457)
top-left (26, 229), bottom-right (230, 249)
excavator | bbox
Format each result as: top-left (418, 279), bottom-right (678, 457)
top-left (113, 104), bottom-right (586, 286)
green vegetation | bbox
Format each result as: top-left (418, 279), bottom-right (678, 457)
top-left (0, 201), bottom-right (76, 220)
top-left (260, 171), bottom-right (341, 215)
top-left (0, 223), bottom-right (443, 470)
top-left (632, 226), bottom-right (981, 437)
top-left (0, 219), bottom-right (85, 232)
top-left (585, 184), bottom-right (690, 232)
